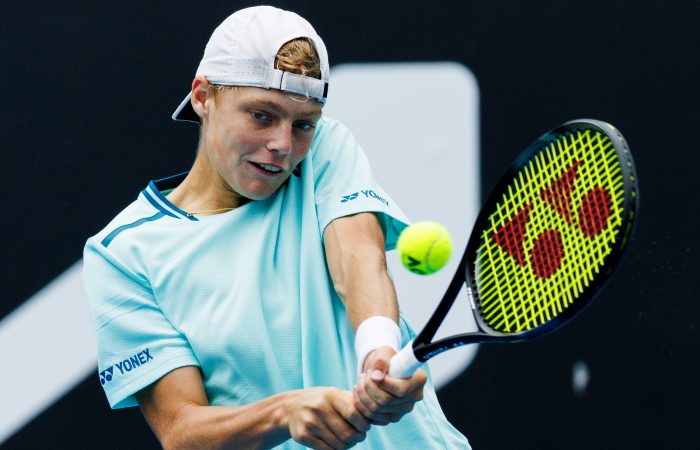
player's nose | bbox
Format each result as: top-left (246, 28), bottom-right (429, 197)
top-left (267, 122), bottom-right (293, 156)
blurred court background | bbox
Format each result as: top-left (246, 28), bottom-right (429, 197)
top-left (1, 1), bottom-right (698, 448)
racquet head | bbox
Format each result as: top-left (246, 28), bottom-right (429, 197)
top-left (464, 119), bottom-right (638, 341)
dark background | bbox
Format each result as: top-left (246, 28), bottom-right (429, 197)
top-left (2, 1), bottom-right (698, 448)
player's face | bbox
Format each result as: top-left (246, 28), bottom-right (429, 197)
top-left (203, 86), bottom-right (322, 202)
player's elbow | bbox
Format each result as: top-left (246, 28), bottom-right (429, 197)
top-left (155, 403), bottom-right (203, 450)
top-left (331, 242), bottom-right (388, 297)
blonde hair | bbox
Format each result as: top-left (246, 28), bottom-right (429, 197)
top-left (274, 38), bottom-right (321, 79)
top-left (208, 38), bottom-right (321, 98)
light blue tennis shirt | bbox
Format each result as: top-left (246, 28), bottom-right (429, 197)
top-left (83, 117), bottom-right (470, 449)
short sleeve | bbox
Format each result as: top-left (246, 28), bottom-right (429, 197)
top-left (311, 118), bottom-right (410, 249)
top-left (83, 238), bottom-right (200, 409)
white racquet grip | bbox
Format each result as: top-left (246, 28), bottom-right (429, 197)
top-left (388, 340), bottom-right (422, 378)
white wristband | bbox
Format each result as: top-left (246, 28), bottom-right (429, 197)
top-left (354, 316), bottom-right (401, 375)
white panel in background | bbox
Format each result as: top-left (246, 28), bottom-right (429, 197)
top-left (0, 261), bottom-right (95, 444)
top-left (324, 62), bottom-right (481, 388)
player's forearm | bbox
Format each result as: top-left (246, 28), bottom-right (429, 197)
top-left (342, 248), bottom-right (399, 331)
top-left (155, 392), bottom-right (293, 450)
top-left (324, 213), bottom-right (399, 330)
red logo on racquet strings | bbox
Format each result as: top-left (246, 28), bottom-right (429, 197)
top-left (490, 161), bottom-right (613, 279)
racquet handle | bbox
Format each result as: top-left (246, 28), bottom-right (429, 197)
top-left (388, 340), bottom-right (422, 378)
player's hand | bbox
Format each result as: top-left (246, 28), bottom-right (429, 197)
top-left (353, 346), bottom-right (427, 425)
top-left (286, 387), bottom-right (370, 450)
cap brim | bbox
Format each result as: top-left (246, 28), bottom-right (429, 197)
top-left (172, 92), bottom-right (200, 123)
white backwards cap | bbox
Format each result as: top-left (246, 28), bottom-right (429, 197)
top-left (172, 5), bottom-right (330, 123)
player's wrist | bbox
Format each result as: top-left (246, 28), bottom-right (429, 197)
top-left (354, 316), bottom-right (401, 375)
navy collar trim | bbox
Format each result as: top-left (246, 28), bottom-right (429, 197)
top-left (142, 171), bottom-right (197, 221)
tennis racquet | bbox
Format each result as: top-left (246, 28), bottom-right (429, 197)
top-left (389, 119), bottom-right (639, 377)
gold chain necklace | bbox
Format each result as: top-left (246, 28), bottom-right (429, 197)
top-left (186, 207), bottom-right (235, 218)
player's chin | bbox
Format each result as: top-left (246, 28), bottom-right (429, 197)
top-left (240, 178), bottom-right (290, 200)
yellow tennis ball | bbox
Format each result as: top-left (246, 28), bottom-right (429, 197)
top-left (397, 221), bottom-right (452, 275)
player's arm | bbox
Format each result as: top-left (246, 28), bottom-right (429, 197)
top-left (323, 212), bottom-right (427, 424)
top-left (323, 212), bottom-right (399, 329)
top-left (136, 366), bottom-right (369, 450)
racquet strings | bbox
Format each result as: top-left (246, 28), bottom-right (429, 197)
top-left (473, 129), bottom-right (628, 333)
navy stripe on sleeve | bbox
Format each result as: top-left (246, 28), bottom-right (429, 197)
top-left (101, 212), bottom-right (165, 248)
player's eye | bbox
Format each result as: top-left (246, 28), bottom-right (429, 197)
top-left (294, 121), bottom-right (316, 131)
top-left (252, 111), bottom-right (270, 121)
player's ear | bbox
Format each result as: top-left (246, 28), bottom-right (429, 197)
top-left (190, 75), bottom-right (210, 120)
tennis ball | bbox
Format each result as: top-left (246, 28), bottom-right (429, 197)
top-left (397, 221), bottom-right (452, 275)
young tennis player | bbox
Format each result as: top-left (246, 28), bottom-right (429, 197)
top-left (83, 6), bottom-right (470, 449)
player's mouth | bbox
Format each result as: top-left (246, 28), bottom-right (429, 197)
top-left (249, 161), bottom-right (284, 176)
